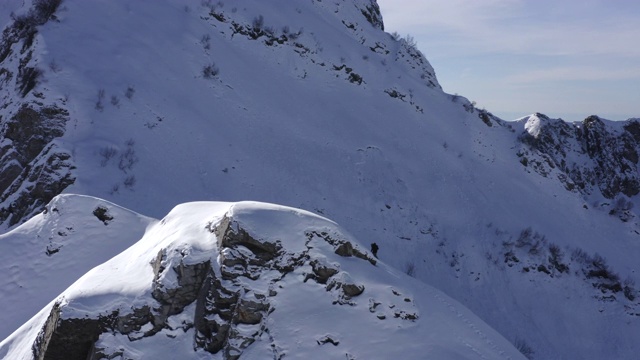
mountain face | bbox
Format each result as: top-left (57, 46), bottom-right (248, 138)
top-left (0, 0), bottom-right (639, 359)
top-left (0, 0), bottom-right (74, 227)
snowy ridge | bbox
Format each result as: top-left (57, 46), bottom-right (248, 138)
top-left (0, 194), bottom-right (154, 341)
top-left (0, 198), bottom-right (525, 359)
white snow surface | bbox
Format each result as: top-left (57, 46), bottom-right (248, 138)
top-left (0, 0), bottom-right (639, 359)
top-left (0, 199), bottom-right (525, 359)
top-left (0, 194), bottom-right (154, 340)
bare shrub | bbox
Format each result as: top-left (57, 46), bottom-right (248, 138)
top-left (264, 26), bottom-right (275, 37)
top-left (288, 28), bottom-right (303, 40)
top-left (610, 196), bottom-right (634, 221)
top-left (18, 67), bottom-right (42, 97)
top-left (548, 243), bottom-right (569, 273)
top-left (48, 60), bottom-right (61, 73)
top-left (123, 175), bottom-right (136, 189)
top-left (203, 63), bottom-right (219, 78)
top-left (125, 85), bottom-right (135, 99)
top-left (514, 227), bottom-right (547, 255)
top-left (98, 146), bottom-right (118, 167)
top-left (201, 34), bottom-right (211, 50)
top-left (95, 89), bottom-right (105, 111)
top-left (118, 139), bottom-right (138, 172)
top-left (515, 227), bottom-right (533, 248)
top-left (402, 34), bottom-right (418, 49)
top-left (252, 15), bottom-right (264, 30)
top-left (623, 277), bottom-right (636, 301)
top-left (571, 247), bottom-right (590, 264)
top-left (404, 261), bottom-right (416, 277)
top-left (514, 338), bottom-right (534, 359)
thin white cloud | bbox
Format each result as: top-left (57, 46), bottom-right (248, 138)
top-left (376, 0), bottom-right (640, 120)
top-left (505, 66), bottom-right (640, 84)
top-left (378, 0), bottom-right (640, 57)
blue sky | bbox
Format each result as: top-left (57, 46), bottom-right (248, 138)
top-left (377, 0), bottom-right (640, 122)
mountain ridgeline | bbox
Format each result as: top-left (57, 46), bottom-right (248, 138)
top-left (0, 0), bottom-right (639, 359)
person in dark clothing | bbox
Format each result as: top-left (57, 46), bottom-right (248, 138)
top-left (370, 242), bottom-right (379, 258)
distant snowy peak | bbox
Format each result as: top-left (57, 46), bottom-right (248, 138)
top-left (523, 113), bottom-right (555, 138)
top-left (0, 199), bottom-right (524, 359)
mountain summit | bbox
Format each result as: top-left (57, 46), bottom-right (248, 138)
top-left (0, 0), bottom-right (639, 359)
top-left (0, 196), bottom-right (525, 359)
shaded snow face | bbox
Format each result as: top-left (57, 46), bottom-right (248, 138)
top-left (1, 200), bottom-right (525, 360)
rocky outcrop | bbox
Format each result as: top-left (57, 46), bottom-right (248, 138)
top-left (31, 212), bottom-right (375, 359)
top-left (0, 105), bottom-right (74, 226)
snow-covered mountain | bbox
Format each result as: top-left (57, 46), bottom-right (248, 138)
top-left (0, 195), bottom-right (526, 359)
top-left (0, 0), bottom-right (638, 359)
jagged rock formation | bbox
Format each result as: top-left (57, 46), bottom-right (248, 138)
top-left (517, 113), bottom-right (640, 202)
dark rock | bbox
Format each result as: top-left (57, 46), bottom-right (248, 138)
top-left (537, 265), bottom-right (550, 275)
top-left (320, 233), bottom-right (376, 266)
top-left (33, 302), bottom-right (116, 360)
top-left (92, 206), bottom-right (113, 225)
top-left (235, 297), bottom-right (269, 325)
top-left (342, 283), bottom-right (365, 298)
top-left (310, 259), bottom-right (339, 284)
top-left (214, 215), bottom-right (279, 262)
top-left (335, 242), bottom-right (354, 257)
top-left (152, 260), bottom-right (212, 326)
top-left (317, 335), bottom-right (340, 346)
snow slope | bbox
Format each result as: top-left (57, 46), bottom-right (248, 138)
top-left (0, 0), bottom-right (638, 359)
top-left (0, 199), bottom-right (525, 359)
top-left (0, 194), bottom-right (154, 340)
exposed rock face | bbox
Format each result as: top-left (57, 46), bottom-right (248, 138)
top-left (31, 212), bottom-right (375, 359)
top-left (517, 113), bottom-right (640, 201)
top-left (0, 0), bottom-right (74, 227)
top-left (0, 105), bottom-right (75, 226)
